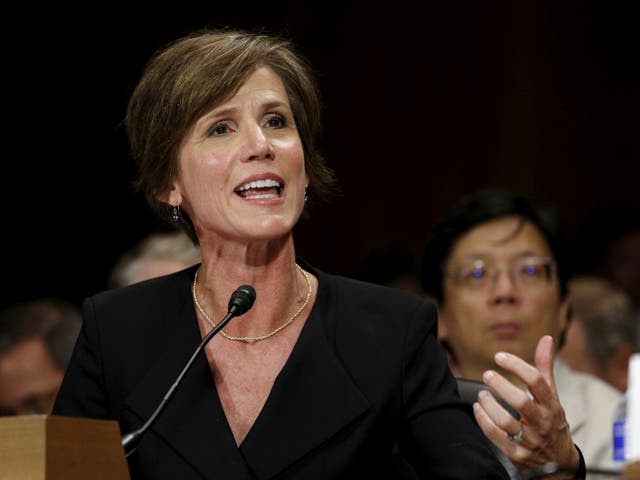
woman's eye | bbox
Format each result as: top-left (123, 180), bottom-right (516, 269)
top-left (265, 114), bottom-right (286, 128)
top-left (207, 122), bottom-right (230, 137)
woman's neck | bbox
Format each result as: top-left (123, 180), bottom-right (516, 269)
top-left (193, 235), bottom-right (308, 339)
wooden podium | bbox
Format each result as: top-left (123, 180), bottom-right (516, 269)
top-left (0, 415), bottom-right (130, 479)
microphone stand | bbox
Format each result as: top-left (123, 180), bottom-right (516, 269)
top-left (121, 285), bottom-right (255, 456)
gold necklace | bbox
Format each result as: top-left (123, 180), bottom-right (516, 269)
top-left (192, 264), bottom-right (312, 343)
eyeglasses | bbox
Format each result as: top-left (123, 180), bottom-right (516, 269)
top-left (448, 256), bottom-right (556, 290)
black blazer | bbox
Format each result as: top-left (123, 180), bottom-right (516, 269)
top-left (53, 262), bottom-right (508, 479)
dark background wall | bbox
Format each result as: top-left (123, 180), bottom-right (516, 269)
top-left (4, 2), bottom-right (639, 308)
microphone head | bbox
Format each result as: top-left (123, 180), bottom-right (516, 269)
top-left (228, 285), bottom-right (256, 316)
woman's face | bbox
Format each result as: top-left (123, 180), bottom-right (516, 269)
top-left (170, 66), bottom-right (307, 243)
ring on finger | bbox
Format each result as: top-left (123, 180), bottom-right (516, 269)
top-left (507, 424), bottom-right (524, 443)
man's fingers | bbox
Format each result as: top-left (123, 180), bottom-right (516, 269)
top-left (482, 368), bottom-right (540, 422)
top-left (477, 389), bottom-right (522, 436)
top-left (473, 399), bottom-right (530, 467)
top-left (493, 348), bottom-right (555, 406)
top-left (472, 399), bottom-right (506, 446)
top-left (533, 335), bottom-right (555, 385)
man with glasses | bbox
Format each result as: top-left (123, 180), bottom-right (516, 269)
top-left (421, 189), bottom-right (621, 479)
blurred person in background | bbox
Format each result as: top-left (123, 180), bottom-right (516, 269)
top-left (0, 298), bottom-right (81, 415)
top-left (109, 230), bottom-right (201, 288)
top-left (560, 275), bottom-right (639, 394)
top-left (575, 206), bottom-right (640, 315)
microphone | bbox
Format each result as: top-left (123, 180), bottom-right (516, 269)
top-left (121, 284), bottom-right (256, 456)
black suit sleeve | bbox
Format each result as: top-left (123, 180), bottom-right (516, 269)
top-left (52, 297), bottom-right (110, 419)
top-left (398, 300), bottom-right (509, 479)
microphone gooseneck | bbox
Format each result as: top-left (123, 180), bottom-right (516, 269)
top-left (121, 284), bottom-right (256, 456)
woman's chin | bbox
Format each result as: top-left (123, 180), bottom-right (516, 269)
top-left (239, 219), bottom-right (296, 242)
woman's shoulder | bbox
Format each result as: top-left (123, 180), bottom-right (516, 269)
top-left (84, 265), bottom-right (198, 323)
top-left (310, 264), bottom-right (433, 314)
top-left (301, 260), bottom-right (436, 335)
top-left (303, 263), bottom-right (440, 369)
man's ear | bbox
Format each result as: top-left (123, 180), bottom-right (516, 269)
top-left (556, 292), bottom-right (572, 350)
top-left (435, 303), bottom-right (460, 374)
top-left (435, 302), bottom-right (449, 342)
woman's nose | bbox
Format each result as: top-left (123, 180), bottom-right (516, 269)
top-left (242, 124), bottom-right (274, 162)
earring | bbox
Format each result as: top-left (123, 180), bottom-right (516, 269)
top-left (171, 205), bottom-right (180, 223)
top-left (304, 185), bottom-right (309, 204)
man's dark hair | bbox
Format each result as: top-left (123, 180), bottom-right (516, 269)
top-left (421, 189), bottom-right (572, 305)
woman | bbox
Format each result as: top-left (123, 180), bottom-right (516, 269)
top-left (53, 29), bottom-right (508, 479)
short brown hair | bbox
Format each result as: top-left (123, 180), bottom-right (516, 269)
top-left (126, 28), bottom-right (337, 241)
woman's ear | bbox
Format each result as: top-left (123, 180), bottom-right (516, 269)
top-left (157, 185), bottom-right (181, 206)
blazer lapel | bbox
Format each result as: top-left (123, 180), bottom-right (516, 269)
top-left (124, 264), bottom-right (369, 479)
top-left (124, 288), bottom-right (252, 479)
top-left (241, 303), bottom-right (370, 479)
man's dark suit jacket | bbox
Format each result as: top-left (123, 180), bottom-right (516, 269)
top-left (53, 261), bottom-right (508, 479)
